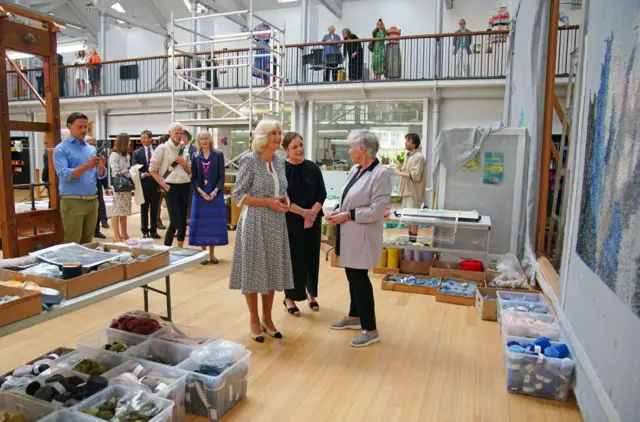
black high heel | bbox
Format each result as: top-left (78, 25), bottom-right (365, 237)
top-left (283, 299), bottom-right (300, 316)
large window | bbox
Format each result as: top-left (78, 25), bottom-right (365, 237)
top-left (312, 101), bottom-right (424, 169)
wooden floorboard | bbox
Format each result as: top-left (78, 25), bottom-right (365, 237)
top-left (0, 211), bottom-right (583, 422)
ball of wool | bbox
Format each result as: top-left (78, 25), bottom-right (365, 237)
top-left (34, 385), bottom-right (55, 402)
top-left (25, 381), bottom-right (41, 396)
top-left (31, 364), bottom-right (50, 376)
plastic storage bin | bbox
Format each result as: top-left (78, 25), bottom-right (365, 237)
top-left (104, 358), bottom-right (187, 422)
top-left (71, 385), bottom-right (174, 422)
top-left (176, 349), bottom-right (251, 421)
top-left (501, 311), bottom-right (561, 340)
top-left (38, 410), bottom-right (98, 422)
top-left (504, 335), bottom-right (575, 401)
top-left (0, 391), bottom-right (57, 421)
top-left (53, 349), bottom-right (128, 376)
top-left (497, 291), bottom-right (552, 320)
top-left (31, 368), bottom-right (108, 408)
top-left (124, 339), bottom-right (194, 367)
top-left (76, 328), bottom-right (148, 355)
top-left (151, 323), bottom-right (220, 347)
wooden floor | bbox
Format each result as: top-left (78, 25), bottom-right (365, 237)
top-left (0, 213), bottom-right (584, 422)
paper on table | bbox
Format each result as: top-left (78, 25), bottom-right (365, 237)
top-left (30, 243), bottom-right (124, 268)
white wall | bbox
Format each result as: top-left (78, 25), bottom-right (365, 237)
top-left (440, 98), bottom-right (504, 128)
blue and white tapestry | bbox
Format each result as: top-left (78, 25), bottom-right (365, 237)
top-left (576, 8), bottom-right (640, 317)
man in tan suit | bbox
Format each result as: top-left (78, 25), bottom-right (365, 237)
top-left (395, 133), bottom-right (426, 241)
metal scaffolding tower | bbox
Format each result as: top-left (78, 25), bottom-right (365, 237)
top-left (169, 0), bottom-right (285, 154)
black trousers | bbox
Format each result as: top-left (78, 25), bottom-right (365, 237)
top-left (345, 267), bottom-right (377, 331)
top-left (95, 183), bottom-right (107, 233)
top-left (324, 64), bottom-right (339, 81)
top-left (164, 183), bottom-right (191, 246)
top-left (140, 178), bottom-right (160, 234)
top-left (285, 215), bottom-right (321, 301)
top-left (348, 57), bottom-right (363, 80)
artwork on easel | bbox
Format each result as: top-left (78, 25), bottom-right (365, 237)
top-left (483, 152), bottom-right (504, 184)
top-left (461, 155), bottom-right (480, 171)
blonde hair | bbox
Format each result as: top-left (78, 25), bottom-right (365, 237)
top-left (252, 119), bottom-right (282, 153)
top-left (196, 131), bottom-right (213, 153)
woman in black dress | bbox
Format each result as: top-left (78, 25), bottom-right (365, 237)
top-left (342, 28), bottom-right (364, 81)
top-left (283, 132), bottom-right (327, 316)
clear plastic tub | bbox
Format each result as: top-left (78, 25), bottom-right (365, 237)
top-left (38, 410), bottom-right (97, 422)
top-left (176, 349), bottom-right (251, 421)
top-left (500, 311), bottom-right (561, 340)
top-left (71, 385), bottom-right (174, 422)
top-left (497, 291), bottom-right (546, 303)
top-left (497, 291), bottom-right (552, 320)
top-left (151, 323), bottom-right (220, 347)
top-left (504, 335), bottom-right (575, 401)
top-left (104, 358), bottom-right (187, 422)
top-left (53, 349), bottom-right (128, 376)
top-left (124, 339), bottom-right (194, 367)
top-left (76, 328), bottom-right (148, 355)
top-left (0, 391), bottom-right (57, 421)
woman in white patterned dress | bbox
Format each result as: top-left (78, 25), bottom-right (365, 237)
top-left (109, 133), bottom-right (132, 242)
top-left (229, 120), bottom-right (294, 343)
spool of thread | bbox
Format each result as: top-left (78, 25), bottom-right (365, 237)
top-left (378, 248), bottom-right (388, 268)
top-left (387, 248), bottom-right (401, 269)
top-left (420, 251), bottom-right (433, 262)
top-left (404, 249), bottom-right (414, 261)
top-left (62, 262), bottom-right (82, 279)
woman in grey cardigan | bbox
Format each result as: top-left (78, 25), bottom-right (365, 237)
top-left (326, 129), bottom-right (391, 347)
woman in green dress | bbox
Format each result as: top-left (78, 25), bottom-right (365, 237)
top-left (371, 19), bottom-right (387, 79)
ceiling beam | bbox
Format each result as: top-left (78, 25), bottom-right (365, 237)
top-left (137, 0), bottom-right (167, 31)
top-left (33, 0), bottom-right (65, 13)
top-left (104, 11), bottom-right (166, 37)
top-left (317, 0), bottom-right (342, 18)
top-left (65, 0), bottom-right (99, 36)
top-left (197, 0), bottom-right (247, 27)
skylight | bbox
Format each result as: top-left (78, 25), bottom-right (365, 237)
top-left (111, 2), bottom-right (126, 13)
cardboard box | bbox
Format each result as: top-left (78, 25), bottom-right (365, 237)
top-left (0, 263), bottom-right (125, 299)
top-left (475, 287), bottom-right (498, 321)
top-left (435, 277), bottom-right (482, 306)
top-left (399, 259), bottom-right (432, 275)
top-left (381, 274), bottom-right (440, 295)
top-left (430, 259), bottom-right (485, 282)
top-left (84, 243), bottom-right (170, 279)
top-left (372, 267), bottom-right (400, 275)
top-left (0, 284), bottom-right (42, 327)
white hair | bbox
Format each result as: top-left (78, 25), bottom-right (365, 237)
top-left (168, 122), bottom-right (183, 132)
top-left (252, 119), bottom-right (282, 153)
top-left (348, 129), bottom-right (379, 157)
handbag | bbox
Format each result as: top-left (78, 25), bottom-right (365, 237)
top-left (113, 173), bottom-right (135, 192)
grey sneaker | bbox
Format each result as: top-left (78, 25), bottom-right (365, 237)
top-left (330, 317), bottom-right (361, 330)
top-left (351, 330), bottom-right (380, 347)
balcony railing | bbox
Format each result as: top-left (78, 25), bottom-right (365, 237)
top-left (7, 26), bottom-right (579, 102)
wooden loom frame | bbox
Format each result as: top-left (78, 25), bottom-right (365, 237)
top-left (0, 2), bottom-right (65, 257)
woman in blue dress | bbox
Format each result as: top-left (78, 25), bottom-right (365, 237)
top-left (189, 131), bottom-right (228, 264)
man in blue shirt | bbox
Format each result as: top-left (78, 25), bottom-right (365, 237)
top-left (322, 25), bottom-right (342, 82)
top-left (53, 112), bottom-right (107, 244)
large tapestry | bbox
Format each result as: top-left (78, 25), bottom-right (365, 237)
top-left (576, 6), bottom-right (640, 317)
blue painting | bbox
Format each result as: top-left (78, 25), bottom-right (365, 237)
top-left (576, 17), bottom-right (640, 317)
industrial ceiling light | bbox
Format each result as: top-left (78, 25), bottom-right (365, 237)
top-left (111, 2), bottom-right (126, 13)
top-left (277, 0), bottom-right (298, 3)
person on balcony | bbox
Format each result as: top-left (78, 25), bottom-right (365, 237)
top-left (384, 25), bottom-right (402, 79)
top-left (371, 19), bottom-right (387, 80)
top-left (87, 48), bottom-right (102, 96)
top-left (342, 28), bottom-right (363, 81)
top-left (453, 19), bottom-right (473, 77)
top-left (73, 51), bottom-right (87, 96)
top-left (322, 25), bottom-right (342, 82)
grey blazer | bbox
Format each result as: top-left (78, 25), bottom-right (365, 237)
top-left (337, 161), bottom-right (391, 270)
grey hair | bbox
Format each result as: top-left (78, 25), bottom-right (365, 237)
top-left (342, 28), bottom-right (352, 36)
top-left (168, 122), bottom-right (183, 132)
top-left (328, 24), bottom-right (336, 30)
top-left (347, 129), bottom-right (379, 157)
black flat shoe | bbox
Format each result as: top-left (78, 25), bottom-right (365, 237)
top-left (157, 223), bottom-right (166, 230)
top-left (210, 258), bottom-right (219, 264)
top-left (143, 233), bottom-right (151, 239)
top-left (94, 232), bottom-right (106, 239)
top-left (283, 300), bottom-right (300, 316)
top-left (101, 222), bottom-right (110, 229)
top-left (150, 232), bottom-right (162, 239)
top-left (200, 260), bottom-right (209, 265)
top-left (307, 293), bottom-right (319, 311)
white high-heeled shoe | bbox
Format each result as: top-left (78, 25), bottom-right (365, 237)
top-left (260, 321), bottom-right (283, 339)
top-left (249, 324), bottom-right (264, 343)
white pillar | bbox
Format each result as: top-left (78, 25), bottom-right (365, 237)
top-left (301, 0), bottom-right (309, 43)
top-left (99, 10), bottom-right (107, 59)
top-left (430, 96), bottom-right (441, 207)
top-left (421, 98), bottom-right (430, 190)
top-left (305, 100), bottom-right (314, 160)
top-left (434, 0), bottom-right (444, 78)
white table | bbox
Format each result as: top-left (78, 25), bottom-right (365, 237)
top-left (0, 251), bottom-right (208, 337)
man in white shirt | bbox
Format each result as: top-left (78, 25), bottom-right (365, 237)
top-left (132, 130), bottom-right (161, 239)
top-left (150, 122), bottom-right (192, 247)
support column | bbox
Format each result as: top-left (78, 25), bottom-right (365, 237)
top-left (190, 0), bottom-right (198, 128)
top-left (430, 96), bottom-right (441, 207)
top-left (301, 0), bottom-right (309, 43)
top-left (28, 112), bottom-right (36, 183)
top-left (305, 100), bottom-right (314, 160)
top-left (100, 10), bottom-right (106, 94)
top-left (434, 0), bottom-right (444, 78)
top-left (421, 98), bottom-right (430, 193)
